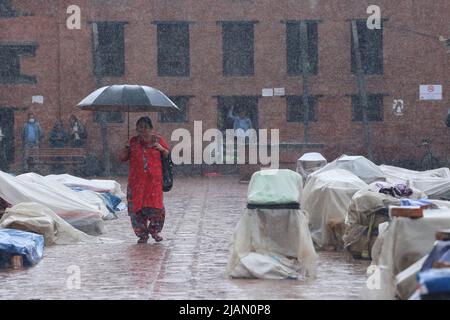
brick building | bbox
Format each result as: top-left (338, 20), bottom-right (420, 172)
top-left (1, 0), bottom-right (449, 174)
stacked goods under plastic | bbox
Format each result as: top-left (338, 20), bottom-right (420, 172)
top-left (0, 229), bottom-right (44, 269)
top-left (302, 168), bottom-right (368, 249)
top-left (227, 169), bottom-right (317, 280)
top-left (417, 235), bottom-right (450, 300)
top-left (0, 171), bottom-right (108, 235)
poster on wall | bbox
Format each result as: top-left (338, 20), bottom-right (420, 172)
top-left (420, 85), bottom-right (442, 100)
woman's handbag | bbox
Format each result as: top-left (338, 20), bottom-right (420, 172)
top-left (161, 153), bottom-right (174, 192)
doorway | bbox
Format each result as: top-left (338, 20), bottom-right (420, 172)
top-left (0, 108), bottom-right (15, 170)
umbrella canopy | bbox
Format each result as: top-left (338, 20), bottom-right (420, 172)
top-left (75, 84), bottom-right (179, 176)
top-left (76, 84), bottom-right (179, 112)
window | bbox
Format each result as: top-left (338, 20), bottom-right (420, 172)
top-left (217, 96), bottom-right (259, 131)
top-left (351, 94), bottom-right (384, 122)
top-left (159, 96), bottom-right (190, 123)
top-left (157, 23), bottom-right (190, 76)
top-left (286, 21), bottom-right (319, 75)
top-left (0, 107), bottom-right (14, 164)
top-left (0, 44), bottom-right (37, 84)
top-left (0, 0), bottom-right (16, 17)
top-left (351, 20), bottom-right (383, 75)
top-left (222, 22), bottom-right (255, 76)
top-left (93, 22), bottom-right (125, 77)
top-left (93, 111), bottom-right (124, 123)
top-left (0, 48), bottom-right (19, 76)
top-left (286, 95), bottom-right (319, 122)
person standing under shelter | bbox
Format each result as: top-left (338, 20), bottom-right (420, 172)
top-left (228, 106), bottom-right (253, 139)
top-left (118, 116), bottom-right (170, 244)
top-left (68, 115), bottom-right (87, 147)
top-left (22, 112), bottom-right (43, 172)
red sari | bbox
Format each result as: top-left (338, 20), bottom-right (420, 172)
top-left (124, 134), bottom-right (170, 213)
top-left (121, 134), bottom-right (170, 242)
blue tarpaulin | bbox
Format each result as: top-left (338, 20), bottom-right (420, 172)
top-left (400, 199), bottom-right (433, 207)
top-left (418, 269), bottom-right (450, 295)
top-left (99, 192), bottom-right (122, 213)
top-left (420, 241), bottom-right (450, 272)
top-left (0, 228), bottom-right (44, 267)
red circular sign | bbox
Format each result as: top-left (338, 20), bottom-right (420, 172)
top-left (428, 85), bottom-right (435, 93)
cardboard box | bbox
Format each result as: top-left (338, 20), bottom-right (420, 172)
top-left (11, 255), bottom-right (23, 269)
top-left (389, 206), bottom-right (423, 219)
top-left (436, 229), bottom-right (450, 241)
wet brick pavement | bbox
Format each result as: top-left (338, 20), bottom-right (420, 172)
top-left (0, 176), bottom-right (370, 300)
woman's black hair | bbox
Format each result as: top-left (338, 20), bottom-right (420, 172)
top-left (136, 116), bottom-right (153, 129)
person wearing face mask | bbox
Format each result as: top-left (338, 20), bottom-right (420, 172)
top-left (22, 112), bottom-right (44, 172)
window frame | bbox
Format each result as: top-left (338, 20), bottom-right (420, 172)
top-left (286, 95), bottom-right (320, 122)
top-left (286, 21), bottom-right (319, 76)
top-left (92, 21), bottom-right (126, 77)
top-left (156, 22), bottom-right (191, 77)
top-left (350, 19), bottom-right (384, 75)
top-left (221, 21), bottom-right (256, 76)
top-left (351, 93), bottom-right (385, 122)
top-left (0, 43), bottom-right (37, 84)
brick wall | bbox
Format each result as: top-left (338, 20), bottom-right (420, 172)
top-left (1, 0), bottom-right (449, 173)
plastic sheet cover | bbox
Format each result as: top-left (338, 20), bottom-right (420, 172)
top-left (0, 171), bottom-right (105, 235)
top-left (0, 228), bottom-right (44, 267)
top-left (247, 169), bottom-right (303, 205)
top-left (44, 174), bottom-right (125, 199)
top-left (301, 168), bottom-right (368, 249)
top-left (379, 165), bottom-right (450, 200)
top-left (309, 155), bottom-right (385, 185)
top-left (296, 152), bottom-right (327, 180)
top-left (17, 172), bottom-right (114, 220)
top-left (0, 203), bottom-right (114, 246)
top-left (343, 185), bottom-right (426, 258)
top-left (367, 209), bottom-right (450, 299)
top-left (227, 208), bottom-right (317, 279)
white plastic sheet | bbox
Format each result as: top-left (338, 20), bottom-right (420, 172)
top-left (0, 203), bottom-right (121, 246)
top-left (296, 152), bottom-right (327, 180)
top-left (368, 209), bottom-right (450, 299)
top-left (301, 168), bottom-right (368, 249)
top-left (0, 171), bottom-right (104, 235)
top-left (343, 185), bottom-right (426, 257)
top-left (16, 172), bottom-right (113, 220)
top-left (379, 165), bottom-right (450, 200)
top-left (44, 174), bottom-right (125, 199)
top-left (247, 169), bottom-right (303, 205)
top-left (310, 155), bottom-right (385, 184)
top-left (227, 208), bottom-right (317, 279)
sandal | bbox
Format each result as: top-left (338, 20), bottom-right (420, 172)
top-left (137, 237), bottom-right (148, 244)
top-left (152, 234), bottom-right (163, 242)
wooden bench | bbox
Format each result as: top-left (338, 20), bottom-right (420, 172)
top-left (27, 147), bottom-right (87, 166)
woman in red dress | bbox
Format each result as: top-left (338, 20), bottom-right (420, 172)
top-left (119, 116), bottom-right (170, 244)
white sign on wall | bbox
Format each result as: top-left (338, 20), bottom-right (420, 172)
top-left (262, 88), bottom-right (274, 97)
top-left (274, 88), bottom-right (285, 96)
top-left (420, 85), bottom-right (442, 100)
top-left (32, 96), bottom-right (44, 104)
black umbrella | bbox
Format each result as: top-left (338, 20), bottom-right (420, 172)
top-left (76, 84), bottom-right (179, 176)
top-left (76, 84), bottom-right (179, 138)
